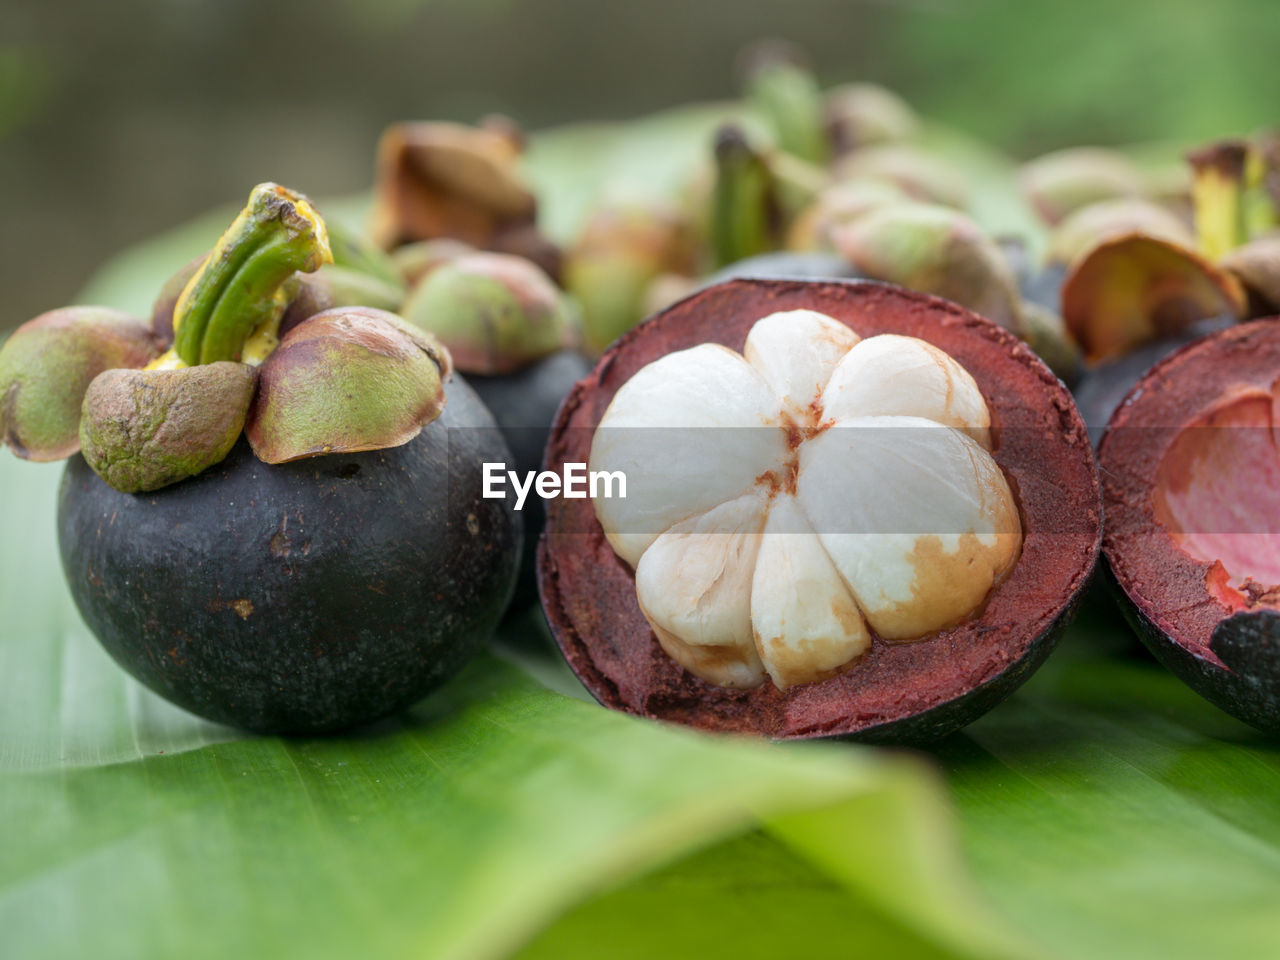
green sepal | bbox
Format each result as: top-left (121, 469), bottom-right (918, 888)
top-left (744, 49), bottom-right (830, 166)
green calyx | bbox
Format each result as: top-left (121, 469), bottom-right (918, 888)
top-left (324, 214), bottom-right (405, 288)
top-left (0, 307), bottom-right (160, 461)
top-left (80, 363), bottom-right (257, 493)
top-left (313, 265), bottom-right (406, 313)
top-left (742, 42), bottom-right (830, 166)
top-left (1018, 147), bottom-right (1146, 227)
top-left (564, 201), bottom-right (699, 355)
top-left (246, 307), bottom-right (451, 464)
top-left (173, 183), bottom-right (333, 366)
top-left (401, 252), bottom-right (575, 375)
top-left (392, 238), bottom-right (475, 286)
top-left (831, 201), bottom-right (1025, 334)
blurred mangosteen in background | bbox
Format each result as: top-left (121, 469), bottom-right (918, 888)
top-left (1051, 138), bottom-right (1280, 434)
top-left (401, 250), bottom-right (591, 609)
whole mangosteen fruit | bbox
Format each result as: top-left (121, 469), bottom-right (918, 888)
top-left (1100, 319), bottom-right (1280, 733)
top-left (58, 376), bottom-right (518, 734)
top-left (2, 182), bottom-right (521, 733)
top-left (538, 278), bottom-right (1102, 742)
top-left (1049, 138), bottom-right (1280, 435)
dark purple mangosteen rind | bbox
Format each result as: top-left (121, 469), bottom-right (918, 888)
top-left (998, 235), bottom-right (1066, 313)
top-left (1102, 564), bottom-right (1280, 734)
top-left (702, 251), bottom-right (862, 288)
top-left (537, 278), bottom-right (1103, 742)
top-left (1073, 315), bottom-right (1238, 441)
top-left (848, 585), bottom-right (1087, 745)
top-left (58, 376), bottom-right (521, 734)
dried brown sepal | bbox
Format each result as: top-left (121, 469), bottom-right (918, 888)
top-left (368, 122), bottom-right (537, 251)
top-left (1221, 235), bottom-right (1280, 315)
top-left (1062, 232), bottom-right (1246, 364)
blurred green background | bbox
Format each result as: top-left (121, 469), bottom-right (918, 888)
top-left (2, 0), bottom-right (1276, 328)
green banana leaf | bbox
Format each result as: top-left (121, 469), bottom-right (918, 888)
top-left (0, 452), bottom-right (1031, 960)
top-left (10, 105), bottom-right (1280, 960)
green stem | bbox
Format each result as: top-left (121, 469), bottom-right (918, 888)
top-left (1188, 141), bottom-right (1249, 261)
top-left (711, 126), bottom-right (778, 268)
top-left (1244, 137), bottom-right (1280, 239)
top-left (174, 183), bottom-right (333, 366)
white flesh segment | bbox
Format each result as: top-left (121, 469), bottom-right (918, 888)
top-left (820, 334), bottom-right (992, 448)
top-left (635, 491), bottom-right (770, 688)
top-left (743, 310), bottom-right (861, 421)
top-left (590, 343), bottom-right (789, 567)
top-left (751, 495), bottom-right (871, 689)
top-left (797, 415), bottom-right (1020, 640)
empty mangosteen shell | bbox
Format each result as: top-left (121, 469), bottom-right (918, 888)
top-left (1100, 320), bottom-right (1280, 733)
top-left (537, 278), bottom-right (1102, 741)
top-left (58, 377), bottom-right (521, 734)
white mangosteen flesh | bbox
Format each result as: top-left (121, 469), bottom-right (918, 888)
top-left (588, 308), bottom-right (1022, 691)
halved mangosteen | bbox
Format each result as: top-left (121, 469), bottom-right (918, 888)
top-left (1100, 319), bottom-right (1280, 732)
top-left (538, 278), bottom-right (1102, 741)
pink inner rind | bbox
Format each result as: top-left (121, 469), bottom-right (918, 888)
top-left (1154, 390), bottom-right (1280, 593)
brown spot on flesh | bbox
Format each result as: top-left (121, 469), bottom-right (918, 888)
top-left (649, 619), bottom-right (763, 689)
top-left (830, 595), bottom-right (865, 637)
top-left (874, 531), bottom-right (1021, 641)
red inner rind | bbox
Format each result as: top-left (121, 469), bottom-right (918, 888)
top-left (540, 279), bottom-right (1102, 738)
top-left (1103, 319), bottom-right (1280, 666)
